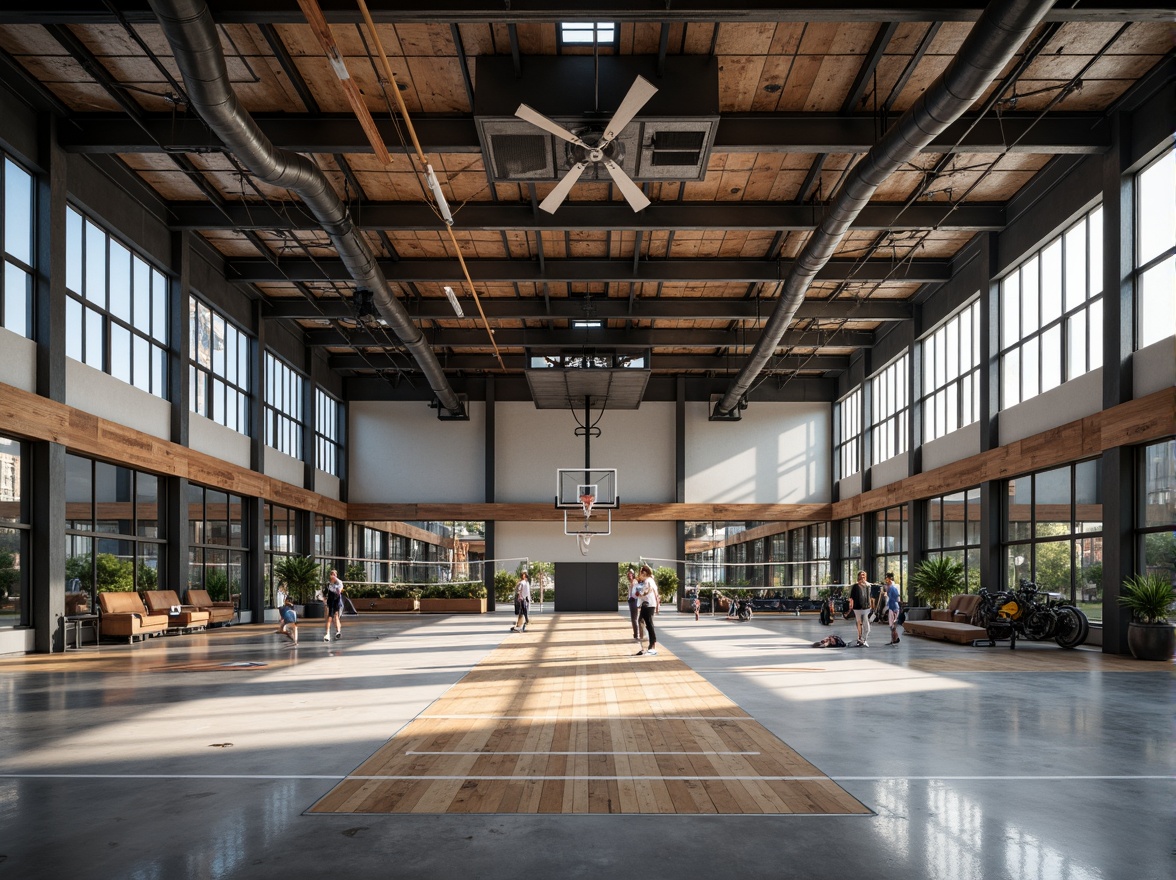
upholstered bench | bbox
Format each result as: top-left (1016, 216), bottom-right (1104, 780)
top-left (98, 592), bottom-right (170, 643)
top-left (184, 589), bottom-right (236, 625)
top-left (142, 590), bottom-right (211, 632)
top-left (901, 593), bottom-right (988, 644)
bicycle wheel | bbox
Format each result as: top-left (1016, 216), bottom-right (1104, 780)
top-left (1053, 605), bottom-right (1089, 648)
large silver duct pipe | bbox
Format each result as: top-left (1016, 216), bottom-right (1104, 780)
top-left (147, 0), bottom-right (465, 418)
top-left (713, 0), bottom-right (1055, 418)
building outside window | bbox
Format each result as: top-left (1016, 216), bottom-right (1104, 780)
top-left (1000, 206), bottom-right (1103, 409)
top-left (63, 455), bottom-right (166, 610)
top-left (264, 352), bottom-right (304, 458)
top-left (921, 299), bottom-right (980, 443)
top-left (1, 156), bottom-right (34, 339)
top-left (65, 206), bottom-right (169, 397)
top-left (869, 353), bottom-right (909, 465)
top-left (835, 386), bottom-right (862, 479)
top-left (190, 296), bottom-right (251, 434)
top-left (925, 488), bottom-right (982, 592)
top-left (559, 22), bottom-right (617, 47)
top-left (315, 388), bottom-right (342, 476)
top-left (839, 516), bottom-right (862, 587)
top-left (1135, 148), bottom-right (1175, 350)
top-left (263, 501), bottom-right (297, 606)
top-left (189, 483), bottom-right (246, 608)
top-left (0, 434), bottom-right (27, 628)
top-left (1005, 459), bottom-right (1103, 620)
top-left (1139, 440), bottom-right (1175, 590)
top-left (314, 514), bottom-right (343, 576)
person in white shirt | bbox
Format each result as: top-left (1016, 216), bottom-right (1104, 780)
top-left (511, 571), bottom-right (531, 632)
top-left (322, 569), bottom-right (344, 642)
top-left (634, 565), bottom-right (660, 656)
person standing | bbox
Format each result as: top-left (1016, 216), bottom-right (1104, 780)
top-left (626, 567), bottom-right (646, 642)
top-left (510, 571), bottom-right (531, 632)
top-left (849, 570), bottom-right (871, 647)
top-left (634, 565), bottom-right (660, 656)
top-left (885, 572), bottom-right (902, 645)
top-left (323, 569), bottom-right (344, 642)
top-left (692, 592), bottom-right (701, 621)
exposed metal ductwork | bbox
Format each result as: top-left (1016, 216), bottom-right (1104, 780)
top-left (147, 0), bottom-right (466, 418)
top-left (712, 0), bottom-right (1057, 419)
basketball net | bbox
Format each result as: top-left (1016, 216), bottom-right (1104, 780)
top-left (577, 532), bottom-right (592, 556)
top-left (579, 492), bottom-right (596, 519)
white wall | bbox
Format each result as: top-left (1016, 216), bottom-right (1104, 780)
top-left (685, 401), bottom-right (830, 504)
top-left (348, 400), bottom-right (485, 502)
top-left (189, 414), bottom-right (251, 469)
top-left (65, 360), bottom-right (170, 439)
top-left (922, 424), bottom-right (982, 473)
top-left (1134, 337), bottom-right (1176, 398)
top-left (1000, 369), bottom-right (1103, 446)
top-left (495, 402), bottom-right (675, 503)
top-left (263, 446), bottom-right (304, 486)
top-left (0, 329), bottom-right (35, 392)
top-left (315, 470), bottom-right (341, 502)
top-left (495, 520), bottom-right (676, 565)
top-left (870, 452), bottom-right (909, 489)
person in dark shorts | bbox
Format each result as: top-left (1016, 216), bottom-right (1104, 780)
top-left (323, 569), bottom-right (344, 642)
top-left (278, 598), bottom-right (297, 644)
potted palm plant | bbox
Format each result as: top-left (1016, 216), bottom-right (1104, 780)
top-left (1118, 573), bottom-right (1176, 661)
top-left (274, 555), bottom-right (324, 619)
top-left (909, 557), bottom-right (964, 613)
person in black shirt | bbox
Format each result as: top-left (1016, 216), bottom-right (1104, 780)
top-left (850, 570), bottom-right (872, 647)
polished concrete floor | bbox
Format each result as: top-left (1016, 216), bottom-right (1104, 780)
top-left (0, 609), bottom-right (1171, 880)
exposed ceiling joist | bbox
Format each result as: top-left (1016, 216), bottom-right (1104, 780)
top-left (303, 327), bottom-right (875, 349)
top-left (239, 258), bottom-right (949, 285)
top-left (58, 113), bottom-right (1109, 156)
top-left (3, 2), bottom-right (1171, 24)
top-left (268, 298), bottom-right (913, 322)
top-left (174, 202), bottom-right (1002, 232)
top-left (330, 353), bottom-right (851, 373)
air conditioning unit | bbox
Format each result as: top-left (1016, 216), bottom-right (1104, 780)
top-left (474, 55), bottom-right (720, 185)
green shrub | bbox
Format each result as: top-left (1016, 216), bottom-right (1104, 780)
top-left (495, 569), bottom-right (517, 602)
top-left (344, 563), bottom-right (368, 583)
top-left (1119, 573), bottom-right (1175, 624)
top-left (95, 553), bottom-right (135, 592)
top-left (653, 566), bottom-right (680, 603)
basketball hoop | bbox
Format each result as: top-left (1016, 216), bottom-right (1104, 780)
top-left (577, 532), bottom-right (592, 556)
top-left (579, 492), bottom-right (596, 519)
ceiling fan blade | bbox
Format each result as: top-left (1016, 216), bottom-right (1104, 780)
top-left (600, 76), bottom-right (658, 146)
top-left (539, 162), bottom-right (588, 214)
top-left (515, 103), bottom-right (590, 148)
top-left (602, 158), bottom-right (650, 212)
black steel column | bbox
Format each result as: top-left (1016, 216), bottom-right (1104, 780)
top-left (484, 374), bottom-right (495, 610)
top-left (31, 115), bottom-right (66, 653)
top-left (978, 232), bottom-right (1004, 591)
top-left (1099, 113), bottom-right (1135, 655)
top-left (675, 376), bottom-right (686, 605)
top-left (165, 230), bottom-right (191, 600)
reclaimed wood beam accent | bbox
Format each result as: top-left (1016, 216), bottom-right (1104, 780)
top-left (346, 503), bottom-right (834, 523)
top-left (833, 387), bottom-right (1175, 519)
top-left (0, 382), bottom-right (346, 519)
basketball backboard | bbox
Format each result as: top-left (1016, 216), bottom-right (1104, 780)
top-left (555, 468), bottom-right (619, 509)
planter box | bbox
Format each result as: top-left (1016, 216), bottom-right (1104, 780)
top-left (419, 598), bottom-right (487, 614)
top-left (355, 597), bottom-right (419, 613)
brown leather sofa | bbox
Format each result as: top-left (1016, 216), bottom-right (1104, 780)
top-left (901, 594), bottom-right (988, 644)
top-left (98, 592), bottom-right (170, 642)
top-left (184, 589), bottom-right (236, 625)
top-left (142, 590), bottom-right (210, 632)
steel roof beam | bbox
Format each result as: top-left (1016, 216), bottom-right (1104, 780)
top-left (329, 353), bottom-right (852, 372)
top-left (302, 327), bottom-right (875, 348)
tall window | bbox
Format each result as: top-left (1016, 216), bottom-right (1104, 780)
top-left (1, 156), bottom-right (33, 339)
top-left (559, 22), bottom-right (617, 46)
top-left (0, 434), bottom-right (28, 628)
top-left (839, 515), bottom-right (862, 586)
top-left (1000, 206), bottom-right (1103, 409)
top-left (315, 388), bottom-right (342, 476)
top-left (921, 300), bottom-right (980, 442)
top-left (264, 352), bottom-right (304, 457)
top-left (869, 354), bottom-right (909, 465)
top-left (188, 483), bottom-right (246, 607)
top-left (925, 488), bottom-right (982, 592)
top-left (835, 386), bottom-right (862, 479)
top-left (1135, 148), bottom-right (1175, 350)
top-left (875, 505), bottom-right (908, 598)
top-left (64, 455), bottom-right (166, 608)
top-left (1139, 440), bottom-right (1175, 591)
top-left (190, 296), bottom-right (251, 434)
top-left (1005, 460), bottom-right (1103, 619)
top-left (65, 206), bottom-right (169, 397)
top-left (263, 501), bottom-right (297, 605)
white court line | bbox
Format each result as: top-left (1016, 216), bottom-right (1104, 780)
top-left (405, 750), bottom-right (761, 756)
top-left (0, 773), bottom-right (1170, 782)
top-left (423, 714), bottom-right (750, 721)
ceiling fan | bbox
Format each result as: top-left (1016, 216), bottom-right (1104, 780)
top-left (514, 75), bottom-right (658, 214)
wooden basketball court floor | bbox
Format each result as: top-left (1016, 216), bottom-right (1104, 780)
top-left (309, 614), bottom-right (870, 816)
